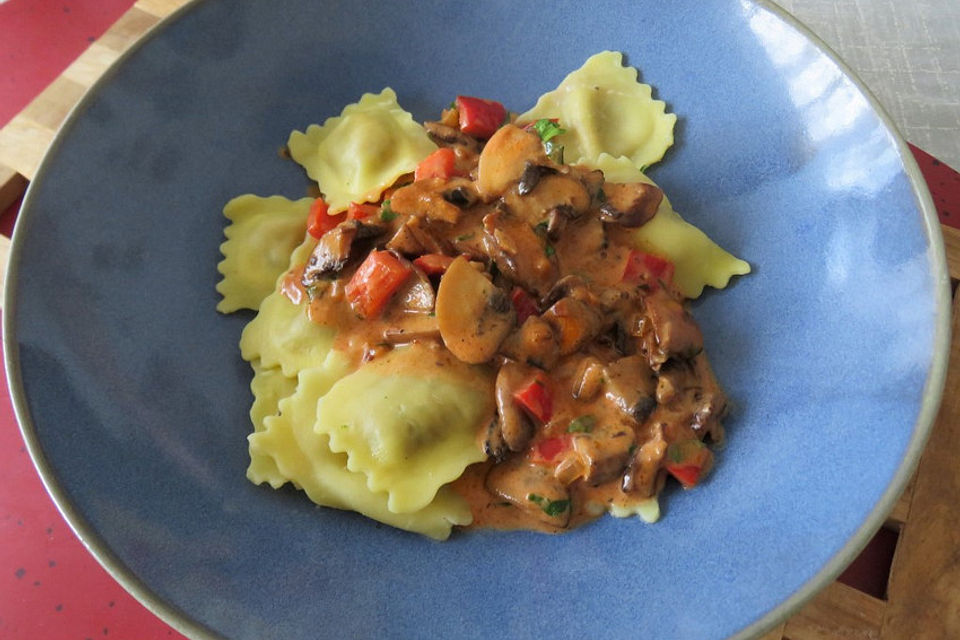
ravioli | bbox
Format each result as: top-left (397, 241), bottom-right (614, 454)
top-left (247, 360), bottom-right (297, 482)
top-left (315, 344), bottom-right (494, 514)
top-left (589, 154), bottom-right (751, 298)
top-left (247, 352), bottom-right (472, 540)
top-left (216, 195), bottom-right (312, 312)
top-left (219, 54), bottom-right (749, 539)
top-left (240, 287), bottom-right (336, 377)
top-left (519, 51), bottom-right (676, 170)
top-left (287, 88), bottom-right (437, 214)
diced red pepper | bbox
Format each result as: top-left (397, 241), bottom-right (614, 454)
top-left (414, 147), bottom-right (458, 181)
top-left (306, 198), bottom-right (345, 239)
top-left (455, 95), bottom-right (507, 139)
top-left (347, 201), bottom-right (379, 220)
top-left (665, 464), bottom-right (703, 488)
top-left (413, 253), bottom-right (454, 275)
top-left (510, 287), bottom-right (539, 324)
top-left (664, 439), bottom-right (712, 488)
top-left (532, 435), bottom-right (571, 463)
top-left (622, 249), bottom-right (675, 285)
top-left (344, 250), bottom-right (412, 318)
top-left (513, 372), bottom-right (553, 423)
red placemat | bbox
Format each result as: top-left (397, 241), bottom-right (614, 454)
top-left (0, 3), bottom-right (186, 638)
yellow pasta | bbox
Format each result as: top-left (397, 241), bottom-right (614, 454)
top-left (218, 53), bottom-right (750, 539)
top-left (246, 360), bottom-right (298, 483)
top-left (287, 88), bottom-right (437, 213)
top-left (240, 288), bottom-right (335, 377)
top-left (519, 51), bottom-right (676, 169)
top-left (589, 154), bottom-right (751, 298)
top-left (247, 352), bottom-right (473, 540)
top-left (216, 195), bottom-right (312, 312)
top-left (315, 344), bottom-right (493, 514)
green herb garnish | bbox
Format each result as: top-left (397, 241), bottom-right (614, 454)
top-left (379, 199), bottom-right (397, 222)
top-left (527, 493), bottom-right (570, 517)
top-left (530, 118), bottom-right (566, 163)
top-left (567, 415), bottom-right (596, 433)
top-left (545, 243), bottom-right (556, 258)
top-left (532, 118), bottom-right (566, 143)
top-left (454, 232), bottom-right (475, 242)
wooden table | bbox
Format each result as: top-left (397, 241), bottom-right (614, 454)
top-left (1, 1), bottom-right (958, 638)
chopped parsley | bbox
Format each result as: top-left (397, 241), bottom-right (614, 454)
top-left (531, 118), bottom-right (566, 143)
top-left (379, 199), bottom-right (397, 222)
top-left (454, 232), bottom-right (475, 242)
top-left (527, 493), bottom-right (570, 517)
top-left (567, 415), bottom-right (595, 433)
top-left (530, 119), bottom-right (566, 164)
top-left (545, 243), bottom-right (556, 258)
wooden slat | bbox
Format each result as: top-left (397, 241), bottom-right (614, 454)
top-left (0, 164), bottom-right (27, 213)
top-left (18, 76), bottom-right (87, 131)
top-left (61, 42), bottom-right (123, 87)
top-left (942, 223), bottom-right (960, 281)
top-left (880, 291), bottom-right (960, 639)
top-left (885, 470), bottom-right (916, 528)
top-left (135, 0), bottom-right (191, 17)
top-left (758, 622), bottom-right (787, 640)
top-left (97, 6), bottom-right (163, 53)
top-left (0, 114), bottom-right (55, 181)
top-left (782, 581), bottom-right (885, 639)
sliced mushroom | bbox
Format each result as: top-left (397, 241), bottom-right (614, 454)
top-left (480, 209), bottom-right (557, 296)
top-left (636, 289), bottom-right (704, 369)
top-left (541, 297), bottom-right (603, 356)
top-left (621, 420), bottom-right (667, 497)
top-left (572, 356), bottom-right (605, 401)
top-left (386, 216), bottom-right (449, 257)
top-left (542, 275), bottom-right (592, 308)
top-left (442, 178), bottom-right (479, 209)
top-left (435, 256), bottom-right (515, 364)
top-left (603, 355), bottom-right (658, 422)
top-left (599, 182), bottom-right (663, 227)
top-left (572, 167), bottom-right (605, 205)
top-left (392, 262), bottom-right (436, 313)
top-left (485, 458), bottom-right (571, 527)
top-left (517, 162), bottom-right (561, 196)
top-left (385, 221), bottom-right (424, 255)
top-left (494, 361), bottom-right (536, 452)
top-left (498, 316), bottom-right (560, 371)
top-left (544, 206), bottom-right (572, 240)
top-left (502, 173), bottom-right (591, 226)
top-left (570, 422), bottom-right (637, 486)
top-left (389, 179), bottom-right (462, 223)
top-left (301, 219), bottom-right (385, 286)
top-left (476, 124), bottom-right (549, 200)
top-left (380, 314), bottom-right (441, 344)
top-left (483, 417), bottom-right (509, 461)
top-left (424, 121), bottom-right (480, 153)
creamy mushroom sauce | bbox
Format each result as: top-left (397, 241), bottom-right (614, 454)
top-left (282, 109), bottom-right (727, 533)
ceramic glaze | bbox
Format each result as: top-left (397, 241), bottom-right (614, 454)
top-left (4, 1), bottom-right (949, 639)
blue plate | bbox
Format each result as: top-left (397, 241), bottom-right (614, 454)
top-left (5, 1), bottom-right (950, 638)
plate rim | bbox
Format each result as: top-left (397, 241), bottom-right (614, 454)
top-left (2, 1), bottom-right (952, 639)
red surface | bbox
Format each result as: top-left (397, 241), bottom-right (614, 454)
top-left (910, 143), bottom-right (960, 230)
top-left (0, 1), bottom-right (958, 638)
top-left (1, 3), bottom-right (186, 638)
top-left (0, 0), bottom-right (137, 128)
